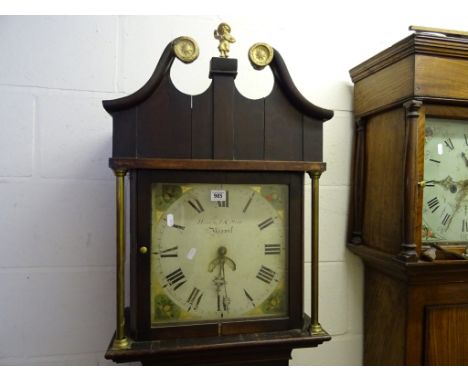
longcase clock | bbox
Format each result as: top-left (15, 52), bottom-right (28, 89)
top-left (348, 26), bottom-right (468, 366)
top-left (103, 25), bottom-right (333, 365)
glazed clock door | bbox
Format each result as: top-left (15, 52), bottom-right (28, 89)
top-left (422, 118), bottom-right (468, 244)
top-left (131, 170), bottom-right (304, 341)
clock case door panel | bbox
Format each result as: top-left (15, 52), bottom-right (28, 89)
top-left (130, 170), bottom-right (304, 341)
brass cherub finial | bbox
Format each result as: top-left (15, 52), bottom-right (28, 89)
top-left (214, 22), bottom-right (235, 58)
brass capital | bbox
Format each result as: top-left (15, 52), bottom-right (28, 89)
top-left (113, 168), bottom-right (127, 177)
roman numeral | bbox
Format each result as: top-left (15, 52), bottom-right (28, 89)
top-left (188, 198), bottom-right (204, 214)
top-left (444, 137), bottom-right (455, 151)
top-left (242, 191), bottom-right (255, 213)
top-left (442, 213), bottom-right (451, 226)
top-left (172, 224), bottom-right (185, 231)
top-left (264, 244), bottom-right (281, 255)
top-left (465, 134), bottom-right (468, 146)
top-left (462, 219), bottom-right (468, 233)
top-left (244, 289), bottom-right (255, 307)
top-left (429, 159), bottom-right (441, 164)
top-left (186, 287), bottom-right (203, 311)
top-left (164, 268), bottom-right (186, 290)
top-left (153, 246), bottom-right (178, 258)
top-left (427, 197), bottom-right (440, 213)
top-left (425, 180), bottom-right (435, 187)
top-left (256, 265), bottom-right (276, 284)
top-left (217, 190), bottom-right (229, 208)
top-left (258, 217), bottom-right (274, 230)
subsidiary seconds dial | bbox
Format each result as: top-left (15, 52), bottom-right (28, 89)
top-left (150, 183), bottom-right (289, 324)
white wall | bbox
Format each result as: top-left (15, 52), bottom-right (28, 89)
top-left (0, 9), bottom-right (467, 365)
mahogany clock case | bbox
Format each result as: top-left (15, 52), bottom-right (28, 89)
top-left (130, 170), bottom-right (304, 341)
top-left (103, 31), bottom-right (333, 364)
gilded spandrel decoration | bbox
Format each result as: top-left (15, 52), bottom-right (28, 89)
top-left (214, 22), bottom-right (236, 58)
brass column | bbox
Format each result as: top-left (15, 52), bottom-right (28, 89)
top-left (112, 169), bottom-right (129, 349)
top-left (309, 171), bottom-right (324, 334)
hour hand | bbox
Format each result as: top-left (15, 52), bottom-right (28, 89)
top-left (462, 152), bottom-right (468, 167)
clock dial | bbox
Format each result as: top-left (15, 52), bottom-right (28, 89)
top-left (422, 118), bottom-right (468, 243)
top-left (150, 183), bottom-right (288, 325)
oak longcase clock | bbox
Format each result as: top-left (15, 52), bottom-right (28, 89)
top-left (103, 25), bottom-right (333, 365)
top-left (348, 26), bottom-right (468, 366)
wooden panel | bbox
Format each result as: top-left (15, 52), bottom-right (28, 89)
top-left (191, 85), bottom-right (213, 159)
top-left (415, 55), bottom-right (468, 100)
top-left (233, 89), bottom-right (265, 160)
top-left (302, 116), bottom-right (323, 162)
top-left (425, 104), bottom-right (468, 119)
top-left (213, 76), bottom-right (235, 159)
top-left (363, 266), bottom-right (406, 365)
top-left (112, 109), bottom-right (137, 157)
top-left (265, 84), bottom-right (303, 161)
top-left (425, 304), bottom-right (468, 365)
top-left (407, 278), bottom-right (468, 365)
top-left (137, 76), bottom-right (192, 158)
top-left (354, 56), bottom-right (414, 116)
top-left (362, 108), bottom-right (406, 254)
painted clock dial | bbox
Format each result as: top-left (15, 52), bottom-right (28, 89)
top-left (150, 183), bottom-right (288, 325)
top-left (422, 118), bottom-right (468, 243)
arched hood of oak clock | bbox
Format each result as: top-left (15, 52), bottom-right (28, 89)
top-left (103, 36), bottom-right (333, 163)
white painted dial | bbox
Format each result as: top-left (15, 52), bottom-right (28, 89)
top-left (150, 183), bottom-right (288, 324)
top-left (422, 118), bottom-right (468, 243)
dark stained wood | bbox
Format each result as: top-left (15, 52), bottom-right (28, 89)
top-left (109, 157), bottom-right (326, 173)
top-left (265, 83), bottom-right (303, 161)
top-left (233, 88), bottom-right (265, 160)
top-left (104, 40), bottom-right (332, 163)
top-left (210, 58), bottom-right (237, 159)
top-left (112, 109), bottom-right (137, 157)
top-left (137, 76), bottom-right (192, 158)
top-left (303, 116), bottom-right (323, 162)
top-left (191, 84), bottom-right (213, 159)
top-left (105, 313), bottom-right (331, 365)
top-left (349, 30), bottom-right (468, 365)
top-left (269, 49), bottom-right (333, 121)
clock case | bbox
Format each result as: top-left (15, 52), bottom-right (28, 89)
top-left (103, 37), bottom-right (333, 365)
top-left (348, 29), bottom-right (468, 365)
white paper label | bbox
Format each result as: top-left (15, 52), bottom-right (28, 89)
top-left (186, 247), bottom-right (197, 260)
top-left (210, 190), bottom-right (226, 202)
top-left (437, 143), bottom-right (444, 155)
top-left (166, 213), bottom-right (174, 227)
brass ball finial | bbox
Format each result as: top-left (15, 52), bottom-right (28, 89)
top-left (214, 22), bottom-right (236, 58)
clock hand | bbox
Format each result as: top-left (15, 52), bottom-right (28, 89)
top-left (209, 246), bottom-right (236, 313)
top-left (427, 175), bottom-right (464, 194)
top-left (462, 152), bottom-right (468, 167)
